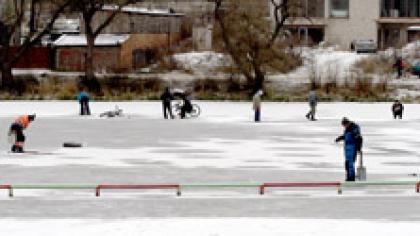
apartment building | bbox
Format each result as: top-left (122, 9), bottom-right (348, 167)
top-left (279, 0), bottom-right (420, 49)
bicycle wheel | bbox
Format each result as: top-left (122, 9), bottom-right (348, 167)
top-left (190, 104), bottom-right (201, 118)
top-left (172, 104), bottom-right (182, 118)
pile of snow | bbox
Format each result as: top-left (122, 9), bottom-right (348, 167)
top-left (402, 40), bottom-right (420, 62)
top-left (382, 41), bottom-right (420, 62)
top-left (172, 51), bottom-right (231, 73)
top-left (289, 46), bottom-right (368, 82)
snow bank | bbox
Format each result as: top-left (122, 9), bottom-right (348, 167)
top-left (1, 218), bottom-right (420, 236)
top-left (172, 47), bottom-right (368, 82)
top-left (172, 51), bottom-right (231, 73)
top-left (402, 40), bottom-right (420, 61)
top-left (382, 41), bottom-right (420, 62)
top-left (289, 47), bottom-right (368, 82)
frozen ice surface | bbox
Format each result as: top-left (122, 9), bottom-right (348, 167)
top-left (0, 101), bottom-right (420, 234)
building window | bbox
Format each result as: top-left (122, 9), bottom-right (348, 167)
top-left (330, 0), bottom-right (349, 18)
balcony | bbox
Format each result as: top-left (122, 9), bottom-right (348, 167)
top-left (381, 0), bottom-right (420, 17)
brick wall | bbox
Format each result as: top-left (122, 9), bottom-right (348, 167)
top-left (120, 33), bottom-right (181, 70)
top-left (55, 47), bottom-right (121, 72)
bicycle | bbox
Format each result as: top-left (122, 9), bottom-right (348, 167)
top-left (172, 102), bottom-right (201, 118)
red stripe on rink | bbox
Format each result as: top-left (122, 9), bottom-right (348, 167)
top-left (96, 184), bottom-right (180, 197)
top-left (260, 182), bottom-right (341, 195)
top-left (0, 185), bottom-right (13, 197)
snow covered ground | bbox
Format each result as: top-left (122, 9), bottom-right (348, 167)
top-left (3, 218), bottom-right (420, 236)
top-left (1, 101), bottom-right (420, 235)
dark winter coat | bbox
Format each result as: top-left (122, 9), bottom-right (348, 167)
top-left (392, 102), bottom-right (404, 115)
top-left (336, 122), bottom-right (362, 161)
top-left (161, 90), bottom-right (174, 104)
top-left (308, 91), bottom-right (317, 107)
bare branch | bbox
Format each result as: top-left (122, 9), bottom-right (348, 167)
top-left (93, 0), bottom-right (135, 37)
top-left (9, 0), bottom-right (73, 65)
top-left (214, 0), bottom-right (254, 81)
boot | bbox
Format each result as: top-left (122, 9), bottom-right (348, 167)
top-left (11, 145), bottom-right (24, 153)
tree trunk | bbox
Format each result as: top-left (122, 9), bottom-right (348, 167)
top-left (253, 63), bottom-right (265, 92)
top-left (1, 63), bottom-right (14, 89)
top-left (85, 34), bottom-right (95, 81)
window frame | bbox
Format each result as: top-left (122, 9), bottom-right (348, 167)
top-left (329, 0), bottom-right (350, 18)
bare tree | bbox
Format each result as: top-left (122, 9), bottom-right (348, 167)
top-left (214, 0), bottom-right (299, 92)
top-left (74, 0), bottom-right (136, 88)
top-left (0, 0), bottom-right (72, 89)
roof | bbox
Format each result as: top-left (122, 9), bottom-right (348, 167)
top-left (53, 34), bottom-right (130, 47)
top-left (102, 5), bottom-right (184, 17)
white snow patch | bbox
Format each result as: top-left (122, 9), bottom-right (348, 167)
top-left (53, 34), bottom-right (130, 47)
top-left (288, 47), bottom-right (368, 82)
top-left (172, 51), bottom-right (231, 73)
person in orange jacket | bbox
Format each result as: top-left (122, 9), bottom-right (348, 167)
top-left (8, 114), bottom-right (36, 153)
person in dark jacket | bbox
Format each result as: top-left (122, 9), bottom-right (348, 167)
top-left (180, 92), bottom-right (193, 119)
top-left (394, 57), bottom-right (403, 79)
top-left (392, 100), bottom-right (404, 119)
top-left (77, 91), bottom-right (91, 116)
top-left (306, 90), bottom-right (317, 121)
top-left (160, 87), bottom-right (174, 119)
top-left (335, 117), bottom-right (362, 181)
top-left (253, 90), bottom-right (263, 122)
top-left (8, 114), bottom-right (36, 153)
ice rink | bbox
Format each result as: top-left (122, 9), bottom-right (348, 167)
top-left (1, 101), bottom-right (420, 235)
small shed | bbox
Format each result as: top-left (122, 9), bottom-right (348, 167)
top-left (53, 34), bottom-right (130, 72)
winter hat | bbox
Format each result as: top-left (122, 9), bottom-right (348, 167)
top-left (341, 117), bottom-right (350, 125)
top-left (28, 114), bottom-right (36, 121)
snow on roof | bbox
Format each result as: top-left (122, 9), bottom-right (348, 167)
top-left (408, 26), bottom-right (420, 31)
top-left (102, 5), bottom-right (184, 17)
top-left (53, 34), bottom-right (130, 47)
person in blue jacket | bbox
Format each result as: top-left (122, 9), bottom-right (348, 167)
top-left (335, 117), bottom-right (362, 181)
top-left (77, 91), bottom-right (91, 116)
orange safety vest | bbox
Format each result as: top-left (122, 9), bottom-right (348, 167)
top-left (15, 115), bottom-right (30, 129)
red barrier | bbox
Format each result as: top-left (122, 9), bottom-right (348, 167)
top-left (417, 182), bottom-right (420, 193)
top-left (0, 185), bottom-right (12, 197)
top-left (260, 182), bottom-right (341, 195)
top-left (0, 47), bottom-right (52, 69)
top-left (96, 184), bottom-right (180, 197)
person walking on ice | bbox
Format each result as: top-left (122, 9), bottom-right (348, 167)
top-left (253, 90), bottom-right (263, 122)
top-left (335, 117), bottom-right (363, 181)
top-left (8, 114), bottom-right (36, 153)
top-left (77, 90), bottom-right (91, 116)
top-left (392, 99), bottom-right (404, 119)
top-left (160, 87), bottom-right (174, 119)
top-left (305, 90), bottom-right (317, 121)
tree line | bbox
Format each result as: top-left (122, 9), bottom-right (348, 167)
top-left (1, 0), bottom-right (301, 94)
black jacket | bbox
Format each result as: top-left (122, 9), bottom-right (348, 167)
top-left (160, 91), bottom-right (174, 103)
top-left (392, 102), bottom-right (404, 114)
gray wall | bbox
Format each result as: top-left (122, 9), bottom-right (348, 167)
top-left (325, 0), bottom-right (381, 50)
